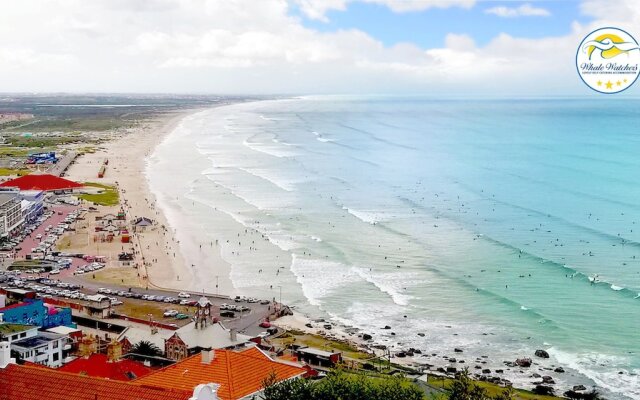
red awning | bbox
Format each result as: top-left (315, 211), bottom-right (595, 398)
top-left (0, 174), bottom-right (83, 191)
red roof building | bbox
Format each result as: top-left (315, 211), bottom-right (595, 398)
top-left (135, 347), bottom-right (306, 400)
top-left (0, 174), bottom-right (83, 191)
top-left (58, 353), bottom-right (153, 381)
top-left (0, 363), bottom-right (192, 400)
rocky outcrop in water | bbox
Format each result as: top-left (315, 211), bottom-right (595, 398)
top-left (535, 349), bottom-right (550, 358)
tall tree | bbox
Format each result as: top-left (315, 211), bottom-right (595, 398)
top-left (129, 340), bottom-right (162, 357)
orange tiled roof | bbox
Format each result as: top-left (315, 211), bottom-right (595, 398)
top-left (0, 364), bottom-right (191, 400)
top-left (58, 353), bottom-right (153, 381)
top-left (135, 347), bottom-right (305, 400)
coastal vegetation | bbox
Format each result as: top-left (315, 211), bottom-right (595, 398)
top-left (262, 369), bottom-right (424, 400)
top-left (262, 368), bottom-right (570, 400)
top-left (0, 167), bottom-right (31, 176)
top-left (130, 340), bottom-right (163, 357)
top-left (77, 182), bottom-right (119, 206)
top-left (0, 147), bottom-right (32, 157)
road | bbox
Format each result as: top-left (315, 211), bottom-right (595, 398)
top-left (48, 150), bottom-right (77, 177)
top-left (3, 206), bottom-right (276, 337)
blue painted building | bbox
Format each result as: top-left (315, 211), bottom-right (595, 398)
top-left (0, 299), bottom-right (74, 329)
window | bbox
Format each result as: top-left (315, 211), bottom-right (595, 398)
top-left (53, 341), bottom-right (59, 348)
top-left (20, 332), bottom-right (26, 338)
top-left (53, 353), bottom-right (59, 362)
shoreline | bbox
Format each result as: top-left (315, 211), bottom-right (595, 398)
top-left (65, 102), bottom-right (613, 399)
top-left (65, 108), bottom-right (204, 292)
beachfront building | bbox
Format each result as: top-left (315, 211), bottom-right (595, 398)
top-left (132, 216), bottom-right (153, 232)
top-left (0, 299), bottom-right (74, 329)
top-left (0, 173), bottom-right (83, 193)
top-left (0, 322), bottom-right (70, 368)
top-left (0, 362), bottom-right (195, 400)
top-left (11, 330), bottom-right (69, 367)
top-left (19, 189), bottom-right (44, 223)
top-left (164, 322), bottom-right (252, 361)
top-left (135, 347), bottom-right (306, 400)
top-left (0, 192), bottom-right (24, 238)
top-left (0, 323), bottom-right (38, 344)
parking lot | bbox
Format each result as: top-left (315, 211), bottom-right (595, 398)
top-left (0, 205), bottom-right (277, 338)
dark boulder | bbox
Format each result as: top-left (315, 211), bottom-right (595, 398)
top-left (515, 358), bottom-right (532, 367)
top-left (382, 325), bottom-right (391, 330)
top-left (417, 332), bottom-right (425, 337)
top-left (554, 367), bottom-right (565, 373)
top-left (362, 333), bottom-right (372, 341)
top-left (482, 369), bottom-right (491, 374)
top-left (454, 348), bottom-right (463, 353)
top-left (573, 385), bottom-right (587, 391)
top-left (535, 349), bottom-right (550, 358)
top-left (446, 366), bottom-right (457, 373)
top-left (542, 376), bottom-right (555, 384)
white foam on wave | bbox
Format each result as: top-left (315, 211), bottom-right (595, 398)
top-left (351, 267), bottom-right (415, 306)
top-left (611, 284), bottom-right (624, 291)
top-left (551, 349), bottom-right (640, 400)
top-left (289, 255), bottom-right (360, 307)
top-left (342, 206), bottom-right (384, 225)
top-left (237, 167), bottom-right (296, 192)
top-left (242, 138), bottom-right (296, 158)
top-left (312, 130), bottom-right (335, 143)
top-left (520, 305), bottom-right (529, 311)
top-left (310, 235), bottom-right (322, 242)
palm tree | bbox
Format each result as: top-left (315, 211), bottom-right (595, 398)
top-left (130, 340), bottom-right (162, 357)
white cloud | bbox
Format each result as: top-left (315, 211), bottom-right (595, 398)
top-left (0, 0), bottom-right (637, 94)
top-left (485, 3), bottom-right (551, 18)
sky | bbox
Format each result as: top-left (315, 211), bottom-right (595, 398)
top-left (0, 0), bottom-right (638, 95)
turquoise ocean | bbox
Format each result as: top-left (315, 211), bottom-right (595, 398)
top-left (148, 97), bottom-right (640, 398)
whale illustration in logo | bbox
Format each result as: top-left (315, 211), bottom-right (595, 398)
top-left (582, 33), bottom-right (639, 60)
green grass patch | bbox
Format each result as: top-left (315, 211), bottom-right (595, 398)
top-left (273, 331), bottom-right (372, 360)
top-left (77, 182), bottom-right (119, 206)
top-left (0, 147), bottom-right (31, 157)
top-left (0, 168), bottom-right (31, 176)
top-left (7, 135), bottom-right (80, 148)
top-left (427, 375), bottom-right (561, 400)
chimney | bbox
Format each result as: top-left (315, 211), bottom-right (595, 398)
top-left (106, 340), bottom-right (122, 362)
top-left (143, 360), bottom-right (151, 367)
top-left (230, 328), bottom-right (237, 342)
top-left (0, 342), bottom-right (15, 369)
top-left (201, 349), bottom-right (215, 364)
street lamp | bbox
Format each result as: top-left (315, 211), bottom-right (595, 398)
top-left (277, 285), bottom-right (282, 313)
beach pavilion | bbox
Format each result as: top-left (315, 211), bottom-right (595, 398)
top-left (0, 174), bottom-right (83, 192)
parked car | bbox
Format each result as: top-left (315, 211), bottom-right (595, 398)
top-left (178, 292), bottom-right (190, 298)
top-left (163, 310), bottom-right (178, 317)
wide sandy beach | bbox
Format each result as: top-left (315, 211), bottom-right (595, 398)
top-left (64, 109), bottom-right (233, 293)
